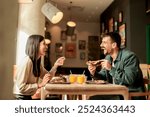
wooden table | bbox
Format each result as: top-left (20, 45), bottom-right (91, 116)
top-left (41, 83), bottom-right (129, 100)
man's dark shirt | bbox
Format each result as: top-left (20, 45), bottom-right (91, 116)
top-left (94, 48), bottom-right (145, 93)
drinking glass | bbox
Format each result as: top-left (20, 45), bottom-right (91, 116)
top-left (77, 75), bottom-right (86, 84)
top-left (69, 74), bottom-right (77, 83)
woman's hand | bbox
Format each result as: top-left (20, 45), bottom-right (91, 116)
top-left (34, 74), bottom-right (52, 99)
top-left (38, 73), bottom-right (52, 88)
top-left (54, 56), bottom-right (66, 67)
top-left (32, 88), bottom-right (41, 99)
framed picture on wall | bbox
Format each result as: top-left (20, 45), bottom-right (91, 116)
top-left (108, 17), bottom-right (114, 32)
top-left (80, 52), bottom-right (86, 60)
top-left (118, 11), bottom-right (123, 23)
top-left (114, 21), bottom-right (118, 32)
top-left (78, 40), bottom-right (86, 50)
top-left (61, 30), bottom-right (67, 40)
top-left (65, 43), bottom-right (76, 58)
top-left (119, 23), bottom-right (126, 48)
top-left (88, 36), bottom-right (100, 60)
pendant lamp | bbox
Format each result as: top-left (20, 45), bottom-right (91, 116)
top-left (41, 2), bottom-right (63, 24)
top-left (66, 1), bottom-right (76, 36)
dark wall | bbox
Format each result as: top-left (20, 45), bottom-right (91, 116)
top-left (100, 0), bottom-right (130, 44)
top-left (130, 0), bottom-right (147, 63)
top-left (100, 0), bottom-right (149, 63)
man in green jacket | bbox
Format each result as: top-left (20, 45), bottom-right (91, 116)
top-left (87, 32), bottom-right (145, 100)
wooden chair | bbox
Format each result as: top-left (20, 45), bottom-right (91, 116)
top-left (139, 64), bottom-right (148, 77)
top-left (129, 64), bottom-right (150, 100)
top-left (129, 78), bottom-right (150, 100)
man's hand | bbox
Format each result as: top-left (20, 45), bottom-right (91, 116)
top-left (100, 59), bottom-right (112, 71)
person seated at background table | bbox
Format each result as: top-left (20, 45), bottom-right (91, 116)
top-left (87, 32), bottom-right (145, 100)
top-left (13, 34), bottom-right (65, 100)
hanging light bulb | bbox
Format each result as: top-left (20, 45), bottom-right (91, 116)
top-left (41, 2), bottom-right (63, 24)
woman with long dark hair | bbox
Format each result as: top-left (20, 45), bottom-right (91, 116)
top-left (13, 35), bottom-right (65, 100)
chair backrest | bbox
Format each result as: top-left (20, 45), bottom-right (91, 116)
top-left (129, 64), bottom-right (150, 100)
top-left (140, 64), bottom-right (148, 78)
top-left (143, 78), bottom-right (150, 100)
top-left (143, 78), bottom-right (150, 90)
top-left (129, 78), bottom-right (150, 100)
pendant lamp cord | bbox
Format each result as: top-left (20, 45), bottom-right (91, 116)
top-left (69, 1), bottom-right (73, 21)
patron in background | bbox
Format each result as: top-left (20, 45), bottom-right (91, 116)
top-left (87, 32), bottom-right (145, 100)
top-left (13, 35), bottom-right (65, 100)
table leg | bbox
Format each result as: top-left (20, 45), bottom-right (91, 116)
top-left (82, 95), bottom-right (87, 100)
top-left (62, 95), bottom-right (68, 100)
top-left (41, 87), bottom-right (46, 100)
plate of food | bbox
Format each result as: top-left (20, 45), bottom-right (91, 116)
top-left (86, 80), bottom-right (107, 84)
top-left (49, 76), bottom-right (70, 84)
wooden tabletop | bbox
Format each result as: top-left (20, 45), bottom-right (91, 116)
top-left (41, 83), bottom-right (129, 100)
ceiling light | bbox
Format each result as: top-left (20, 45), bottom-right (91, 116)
top-left (41, 2), bottom-right (63, 24)
top-left (66, 21), bottom-right (76, 36)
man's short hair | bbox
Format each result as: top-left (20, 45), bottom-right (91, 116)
top-left (103, 32), bottom-right (121, 48)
